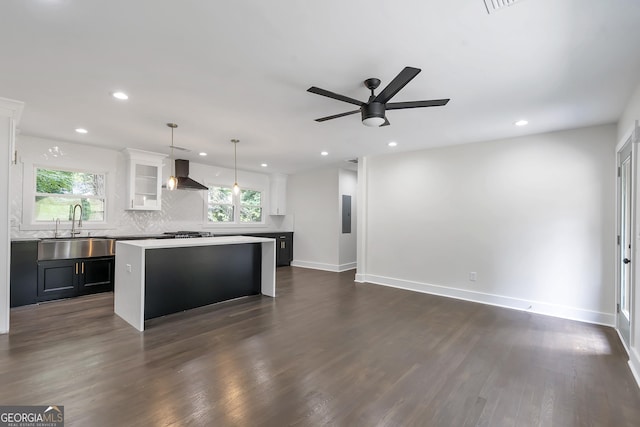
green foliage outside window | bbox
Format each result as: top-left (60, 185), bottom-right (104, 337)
top-left (35, 168), bottom-right (105, 222)
top-left (240, 189), bottom-right (262, 222)
top-left (208, 186), bottom-right (234, 222)
top-left (207, 186), bottom-right (262, 223)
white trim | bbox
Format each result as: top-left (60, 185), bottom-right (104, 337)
top-left (359, 274), bottom-right (615, 326)
top-left (617, 327), bottom-right (631, 356)
top-left (291, 260), bottom-right (356, 272)
top-left (0, 97), bottom-right (23, 335)
top-left (21, 162), bottom-right (115, 230)
top-left (355, 156), bottom-right (368, 279)
top-left (338, 262), bottom-right (357, 272)
top-left (629, 347), bottom-right (640, 390)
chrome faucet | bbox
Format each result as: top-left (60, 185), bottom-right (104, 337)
top-left (71, 204), bottom-right (83, 237)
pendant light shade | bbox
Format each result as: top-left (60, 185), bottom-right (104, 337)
top-left (167, 123), bottom-right (178, 191)
top-left (232, 139), bottom-right (240, 195)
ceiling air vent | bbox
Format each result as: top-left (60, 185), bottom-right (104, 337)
top-left (483, 0), bottom-right (525, 14)
top-left (345, 159), bottom-right (358, 164)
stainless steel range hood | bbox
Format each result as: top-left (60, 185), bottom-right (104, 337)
top-left (174, 159), bottom-right (208, 190)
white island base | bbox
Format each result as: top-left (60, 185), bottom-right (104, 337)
top-left (114, 236), bottom-right (276, 331)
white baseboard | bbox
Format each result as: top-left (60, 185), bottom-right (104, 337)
top-left (359, 274), bottom-right (615, 327)
top-left (291, 260), bottom-right (356, 273)
top-left (630, 348), bottom-right (640, 390)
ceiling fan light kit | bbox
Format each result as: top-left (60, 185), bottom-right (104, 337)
top-left (308, 66), bottom-right (450, 127)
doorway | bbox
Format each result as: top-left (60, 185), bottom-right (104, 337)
top-left (617, 138), bottom-right (633, 349)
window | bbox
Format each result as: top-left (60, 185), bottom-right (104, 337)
top-left (34, 167), bottom-right (106, 222)
top-left (240, 189), bottom-right (262, 222)
top-left (207, 186), bottom-right (263, 224)
top-left (207, 186), bottom-right (234, 223)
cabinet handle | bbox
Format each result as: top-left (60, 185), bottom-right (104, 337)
top-left (281, 241), bottom-right (285, 249)
top-left (75, 263), bottom-right (78, 274)
top-left (131, 200), bottom-right (134, 208)
top-left (82, 262), bottom-right (84, 274)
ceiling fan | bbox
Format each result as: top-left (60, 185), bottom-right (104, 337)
top-left (307, 66), bottom-right (450, 127)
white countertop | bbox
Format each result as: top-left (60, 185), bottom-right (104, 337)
top-left (116, 235), bottom-right (274, 249)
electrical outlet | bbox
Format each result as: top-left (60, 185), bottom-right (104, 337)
top-left (469, 272), bottom-right (477, 281)
top-left (126, 264), bottom-right (132, 273)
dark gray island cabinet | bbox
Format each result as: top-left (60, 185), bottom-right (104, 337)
top-left (114, 236), bottom-right (276, 331)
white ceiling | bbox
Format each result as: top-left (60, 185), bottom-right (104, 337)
top-left (1, 0), bottom-right (639, 174)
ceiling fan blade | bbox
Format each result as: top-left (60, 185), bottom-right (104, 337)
top-left (380, 117), bottom-right (390, 127)
top-left (373, 67), bottom-right (421, 104)
top-left (386, 99), bottom-right (450, 110)
top-left (315, 109), bottom-right (361, 122)
top-left (307, 87), bottom-right (364, 107)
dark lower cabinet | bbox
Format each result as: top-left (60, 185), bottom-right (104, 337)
top-left (241, 232), bottom-right (293, 266)
top-left (79, 257), bottom-right (115, 295)
top-left (275, 234), bottom-right (293, 267)
top-left (10, 241), bottom-right (38, 307)
top-left (38, 259), bottom-right (78, 301)
top-left (37, 257), bottom-right (114, 302)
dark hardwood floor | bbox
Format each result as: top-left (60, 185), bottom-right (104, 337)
top-left (1, 267), bottom-right (639, 426)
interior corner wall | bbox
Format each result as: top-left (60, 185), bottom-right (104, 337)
top-left (338, 168), bottom-right (357, 270)
top-left (288, 167), bottom-right (340, 271)
top-left (619, 81), bottom-right (640, 140)
top-left (359, 124), bottom-right (617, 326)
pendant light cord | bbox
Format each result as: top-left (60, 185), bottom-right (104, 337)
top-left (234, 140), bottom-right (238, 183)
top-left (170, 127), bottom-right (175, 176)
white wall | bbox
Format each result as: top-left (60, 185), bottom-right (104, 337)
top-left (338, 168), bottom-right (357, 269)
top-left (288, 167), bottom-right (339, 270)
top-left (288, 166), bottom-right (358, 272)
top-left (10, 135), bottom-right (292, 238)
top-left (357, 124), bottom-right (617, 325)
top-left (619, 81), bottom-right (640, 139)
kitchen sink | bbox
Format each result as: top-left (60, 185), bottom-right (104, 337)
top-left (38, 238), bottom-right (116, 261)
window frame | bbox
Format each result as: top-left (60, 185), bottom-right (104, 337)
top-left (21, 163), bottom-right (113, 231)
top-left (204, 183), bottom-right (265, 227)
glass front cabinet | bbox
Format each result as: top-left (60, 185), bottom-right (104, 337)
top-left (124, 148), bottom-right (166, 211)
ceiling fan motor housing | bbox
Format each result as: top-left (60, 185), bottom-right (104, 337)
top-left (362, 102), bottom-right (385, 123)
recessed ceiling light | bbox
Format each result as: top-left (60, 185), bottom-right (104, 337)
top-left (199, 152), bottom-right (207, 156)
top-left (388, 141), bottom-right (398, 147)
top-left (514, 120), bottom-right (528, 126)
top-left (261, 163), bottom-right (268, 167)
top-left (321, 151), bottom-right (328, 156)
top-left (112, 91), bottom-right (129, 100)
top-left (75, 128), bottom-right (88, 134)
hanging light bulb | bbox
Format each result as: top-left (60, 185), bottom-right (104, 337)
top-left (232, 139), bottom-right (240, 195)
top-left (167, 123), bottom-right (178, 191)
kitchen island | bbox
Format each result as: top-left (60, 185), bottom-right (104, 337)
top-left (114, 236), bottom-right (275, 331)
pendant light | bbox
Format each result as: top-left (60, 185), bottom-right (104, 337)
top-left (167, 123), bottom-right (178, 191)
top-left (232, 139), bottom-right (240, 195)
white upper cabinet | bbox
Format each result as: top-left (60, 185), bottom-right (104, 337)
top-left (124, 149), bottom-right (166, 211)
top-left (269, 173), bottom-right (287, 215)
